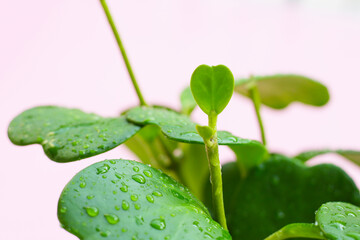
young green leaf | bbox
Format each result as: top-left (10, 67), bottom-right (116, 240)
top-left (316, 202), bottom-right (360, 240)
top-left (191, 64), bottom-right (234, 115)
top-left (218, 155), bottom-right (360, 240)
top-left (180, 86), bottom-right (197, 116)
top-left (8, 106), bottom-right (141, 162)
top-left (196, 125), bottom-right (214, 142)
top-left (58, 159), bottom-right (231, 239)
top-left (295, 150), bottom-right (360, 166)
top-left (234, 74), bottom-right (330, 109)
top-left (126, 106), bottom-right (264, 147)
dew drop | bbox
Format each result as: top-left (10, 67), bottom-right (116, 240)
top-left (152, 191), bottom-right (163, 197)
top-left (122, 200), bottom-right (130, 210)
top-left (60, 207), bottom-right (67, 214)
top-left (87, 195), bottom-right (95, 200)
top-left (104, 214), bottom-right (119, 224)
top-left (120, 185), bottom-right (128, 192)
top-left (146, 195), bottom-right (154, 203)
top-left (96, 164), bottom-right (110, 174)
top-left (109, 160), bottom-right (116, 164)
top-left (143, 170), bottom-right (153, 178)
top-left (132, 174), bottom-right (146, 184)
top-left (134, 203), bottom-right (141, 210)
top-left (84, 206), bottom-right (99, 217)
top-left (150, 218), bottom-right (166, 230)
top-left (135, 216), bottom-right (144, 225)
top-left (100, 231), bottom-right (109, 237)
top-left (131, 194), bottom-right (139, 202)
top-left (133, 166), bottom-right (140, 172)
top-left (115, 172), bottom-right (122, 179)
top-left (80, 182), bottom-right (86, 188)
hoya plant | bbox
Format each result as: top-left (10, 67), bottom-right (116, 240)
top-left (8, 1), bottom-right (360, 239)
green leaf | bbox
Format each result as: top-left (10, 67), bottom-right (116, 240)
top-left (126, 106), bottom-right (264, 148)
top-left (196, 125), bottom-right (214, 141)
top-left (315, 202), bottom-right (360, 240)
top-left (58, 159), bottom-right (231, 240)
top-left (219, 155), bottom-right (360, 240)
top-left (180, 86), bottom-right (197, 116)
top-left (229, 144), bottom-right (269, 176)
top-left (191, 64), bottom-right (234, 115)
top-left (295, 150), bottom-right (360, 166)
top-left (234, 74), bottom-right (330, 109)
top-left (8, 106), bottom-right (141, 162)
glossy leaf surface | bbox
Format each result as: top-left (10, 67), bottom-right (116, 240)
top-left (180, 86), bottom-right (197, 116)
top-left (191, 64), bottom-right (234, 115)
top-left (295, 150), bottom-right (360, 166)
top-left (126, 106), bottom-right (264, 148)
top-left (58, 159), bottom-right (231, 240)
top-left (219, 155), bottom-right (360, 240)
top-left (8, 106), bottom-right (141, 162)
top-left (316, 202), bottom-right (360, 240)
top-left (234, 75), bottom-right (329, 109)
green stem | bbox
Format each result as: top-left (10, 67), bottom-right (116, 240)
top-left (248, 82), bottom-right (266, 146)
top-left (265, 223), bottom-right (325, 240)
top-left (99, 0), bottom-right (147, 106)
top-left (204, 112), bottom-right (228, 230)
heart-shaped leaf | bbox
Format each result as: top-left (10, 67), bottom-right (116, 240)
top-left (191, 65), bottom-right (234, 115)
top-left (295, 150), bottom-right (360, 166)
top-left (316, 202), bottom-right (360, 240)
top-left (126, 106), bottom-right (264, 147)
top-left (58, 159), bottom-right (231, 239)
top-left (180, 86), bottom-right (197, 116)
top-left (8, 106), bottom-right (141, 162)
top-left (234, 75), bottom-right (330, 109)
top-left (215, 155), bottom-right (360, 240)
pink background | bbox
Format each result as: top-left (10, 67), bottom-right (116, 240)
top-left (1, 1), bottom-right (360, 239)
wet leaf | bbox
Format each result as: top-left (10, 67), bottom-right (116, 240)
top-left (316, 202), bottom-right (360, 240)
top-left (218, 155), bottom-right (360, 240)
top-left (58, 159), bottom-right (231, 239)
top-left (8, 106), bottom-right (141, 162)
top-left (191, 65), bottom-right (234, 115)
top-left (234, 75), bottom-right (329, 109)
top-left (126, 106), bottom-right (264, 149)
top-left (295, 150), bottom-right (360, 166)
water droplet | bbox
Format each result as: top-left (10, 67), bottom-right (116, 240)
top-left (120, 184), bottom-right (128, 192)
top-left (329, 222), bottom-right (345, 231)
top-left (60, 207), bottom-right (67, 213)
top-left (121, 228), bottom-right (128, 232)
top-left (152, 191), bottom-right (163, 197)
top-left (83, 145), bottom-right (89, 149)
top-left (346, 232), bottom-right (360, 239)
top-left (150, 218), bottom-right (166, 230)
top-left (72, 141), bottom-right (78, 146)
top-left (115, 172), bottom-right (122, 179)
top-left (146, 195), bottom-right (154, 203)
top-left (87, 195), bottom-right (95, 200)
top-left (133, 166), bottom-right (140, 172)
top-left (131, 194), bottom-right (138, 202)
top-left (135, 216), bottom-right (144, 225)
top-left (134, 203), bottom-right (141, 210)
top-left (132, 174), bottom-right (146, 184)
top-left (346, 211), bottom-right (356, 217)
top-left (109, 160), bottom-right (116, 164)
top-left (226, 137), bottom-right (237, 142)
top-left (84, 206), bottom-right (99, 217)
top-left (100, 231), bottom-right (110, 237)
top-left (115, 205), bottom-right (120, 210)
top-left (180, 132), bottom-right (198, 137)
top-left (79, 150), bottom-right (85, 155)
top-left (122, 200), bottom-right (130, 210)
top-left (104, 214), bottom-right (119, 224)
top-left (96, 164), bottom-right (110, 174)
top-left (80, 182), bottom-right (86, 188)
top-left (171, 190), bottom-right (185, 200)
top-left (143, 170), bottom-right (153, 178)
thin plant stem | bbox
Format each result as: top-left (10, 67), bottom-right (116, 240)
top-left (100, 0), bottom-right (147, 106)
top-left (205, 112), bottom-right (228, 230)
top-left (265, 223), bottom-right (325, 240)
top-left (248, 82), bottom-right (266, 146)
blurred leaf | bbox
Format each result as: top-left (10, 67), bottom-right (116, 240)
top-left (180, 86), bottom-right (197, 116)
top-left (58, 159), bottom-right (231, 239)
top-left (8, 106), bottom-right (140, 162)
top-left (295, 150), bottom-right (360, 166)
top-left (219, 155), bottom-right (360, 240)
top-left (316, 202), bottom-right (360, 240)
top-left (191, 65), bottom-right (234, 115)
top-left (234, 75), bottom-right (330, 109)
